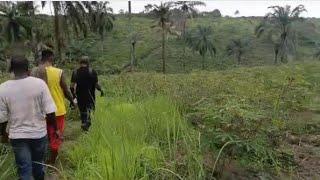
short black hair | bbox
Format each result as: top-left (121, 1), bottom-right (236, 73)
top-left (9, 56), bottom-right (29, 73)
top-left (79, 56), bottom-right (90, 65)
top-left (41, 49), bottom-right (54, 62)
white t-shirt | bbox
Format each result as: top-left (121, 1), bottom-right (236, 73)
top-left (0, 77), bottom-right (56, 139)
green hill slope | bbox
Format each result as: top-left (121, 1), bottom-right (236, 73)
top-left (69, 16), bottom-right (320, 74)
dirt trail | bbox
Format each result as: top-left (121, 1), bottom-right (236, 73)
top-left (286, 95), bottom-right (320, 179)
top-left (45, 120), bottom-right (81, 180)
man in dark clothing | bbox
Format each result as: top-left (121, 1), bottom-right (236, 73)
top-left (70, 56), bottom-right (104, 131)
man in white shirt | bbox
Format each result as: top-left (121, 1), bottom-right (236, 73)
top-left (0, 56), bottom-right (57, 180)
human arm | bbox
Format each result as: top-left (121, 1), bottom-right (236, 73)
top-left (70, 70), bottom-right (77, 99)
top-left (0, 96), bottom-right (9, 143)
top-left (41, 82), bottom-right (60, 137)
top-left (0, 122), bottom-right (8, 143)
top-left (46, 112), bottom-right (61, 139)
top-left (96, 83), bottom-right (104, 97)
top-left (92, 70), bottom-right (104, 97)
top-left (60, 71), bottom-right (76, 107)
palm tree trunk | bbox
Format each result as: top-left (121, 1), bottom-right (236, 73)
top-left (130, 43), bottom-right (134, 71)
top-left (133, 43), bottom-right (136, 65)
top-left (182, 19), bottom-right (186, 38)
top-left (202, 55), bottom-right (205, 70)
top-left (101, 34), bottom-right (104, 52)
top-left (128, 1), bottom-right (134, 70)
top-left (237, 52), bottom-right (241, 64)
top-left (182, 44), bottom-right (186, 71)
top-left (181, 19), bottom-right (187, 71)
top-left (30, 2), bottom-right (37, 61)
top-left (274, 49), bottom-right (278, 64)
top-left (162, 26), bottom-right (166, 74)
top-left (53, 2), bottom-right (63, 63)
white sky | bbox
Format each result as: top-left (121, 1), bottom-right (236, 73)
top-left (36, 0), bottom-right (320, 17)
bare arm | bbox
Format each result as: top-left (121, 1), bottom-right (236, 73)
top-left (93, 70), bottom-right (104, 96)
top-left (70, 82), bottom-right (76, 98)
top-left (96, 83), bottom-right (102, 92)
top-left (60, 71), bottom-right (75, 105)
top-left (0, 122), bottom-right (7, 135)
top-left (70, 70), bottom-right (77, 98)
top-left (46, 112), bottom-right (57, 131)
top-left (42, 81), bottom-right (60, 137)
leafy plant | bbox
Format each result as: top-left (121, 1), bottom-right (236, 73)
top-left (174, 1), bottom-right (206, 71)
top-left (185, 25), bottom-right (216, 69)
top-left (0, 2), bottom-right (32, 43)
top-left (146, 2), bottom-right (173, 73)
top-left (226, 38), bottom-right (250, 64)
top-left (83, 1), bottom-right (115, 51)
top-left (255, 5), bottom-right (306, 64)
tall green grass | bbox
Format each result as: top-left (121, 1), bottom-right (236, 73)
top-left (63, 96), bottom-right (203, 179)
top-left (101, 62), bottom-right (320, 173)
top-left (0, 144), bottom-right (15, 179)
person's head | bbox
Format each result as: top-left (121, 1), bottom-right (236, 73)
top-left (79, 56), bottom-right (90, 67)
top-left (9, 56), bottom-right (29, 76)
top-left (41, 49), bottom-right (54, 63)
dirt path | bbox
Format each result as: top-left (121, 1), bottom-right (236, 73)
top-left (45, 119), bottom-right (82, 180)
top-left (286, 95), bottom-right (320, 179)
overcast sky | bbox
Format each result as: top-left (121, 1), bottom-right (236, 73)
top-left (38, 0), bottom-right (320, 17)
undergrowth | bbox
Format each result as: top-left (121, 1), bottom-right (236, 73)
top-left (62, 96), bottom-right (204, 179)
top-left (102, 62), bottom-right (320, 177)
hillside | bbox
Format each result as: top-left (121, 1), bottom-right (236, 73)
top-left (67, 16), bottom-right (320, 74)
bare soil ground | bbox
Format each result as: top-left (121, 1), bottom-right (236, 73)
top-left (285, 95), bottom-right (320, 180)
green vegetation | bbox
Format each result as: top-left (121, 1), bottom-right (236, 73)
top-left (1, 1), bottom-right (320, 179)
top-left (60, 62), bottom-right (320, 179)
top-left (255, 5), bottom-right (307, 64)
top-left (1, 61), bottom-right (320, 179)
top-left (185, 25), bottom-right (216, 69)
top-left (63, 96), bottom-right (203, 179)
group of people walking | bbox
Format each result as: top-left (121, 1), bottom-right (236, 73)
top-left (0, 49), bottom-right (103, 180)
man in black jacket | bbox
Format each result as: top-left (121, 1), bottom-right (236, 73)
top-left (70, 56), bottom-right (104, 131)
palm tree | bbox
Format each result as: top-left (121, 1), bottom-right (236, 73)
top-left (0, 2), bottom-right (32, 43)
top-left (186, 26), bottom-right (216, 69)
top-left (147, 2), bottom-right (173, 73)
top-left (83, 1), bottom-right (114, 51)
top-left (18, 1), bottom-right (47, 61)
top-left (52, 1), bottom-right (64, 62)
top-left (174, 1), bottom-right (205, 36)
top-left (255, 5), bottom-right (306, 64)
top-left (64, 1), bottom-right (88, 39)
top-left (226, 38), bottom-right (249, 64)
top-left (41, 1), bottom-right (91, 62)
top-left (234, 10), bottom-right (240, 16)
top-left (174, 1), bottom-right (205, 71)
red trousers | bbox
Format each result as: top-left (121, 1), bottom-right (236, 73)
top-left (47, 115), bottom-right (65, 153)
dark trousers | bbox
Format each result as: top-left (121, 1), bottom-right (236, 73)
top-left (10, 136), bottom-right (47, 180)
top-left (78, 102), bottom-right (95, 131)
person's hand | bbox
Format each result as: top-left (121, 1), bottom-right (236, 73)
top-left (55, 130), bottom-right (63, 140)
top-left (1, 133), bottom-right (9, 143)
top-left (73, 98), bottom-right (78, 107)
top-left (100, 90), bottom-right (105, 97)
top-left (70, 98), bottom-right (77, 109)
